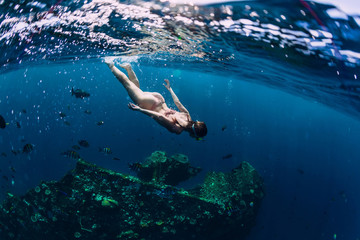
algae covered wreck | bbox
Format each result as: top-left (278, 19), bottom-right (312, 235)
top-left (0, 151), bottom-right (264, 240)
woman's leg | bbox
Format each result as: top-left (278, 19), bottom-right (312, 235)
top-left (120, 63), bottom-right (140, 88)
top-left (107, 64), bottom-right (144, 104)
top-left (106, 63), bottom-right (158, 109)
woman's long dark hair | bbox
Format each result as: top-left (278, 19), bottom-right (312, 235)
top-left (190, 121), bottom-right (207, 138)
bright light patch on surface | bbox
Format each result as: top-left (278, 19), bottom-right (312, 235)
top-left (166, 0), bottom-right (359, 14)
top-left (309, 29), bottom-right (320, 38)
top-left (326, 8), bottom-right (348, 20)
top-left (310, 41), bottom-right (326, 48)
top-left (166, 0), bottom-right (250, 5)
top-left (354, 16), bottom-right (360, 27)
top-left (320, 30), bottom-right (333, 38)
top-left (239, 19), bottom-right (256, 25)
top-left (340, 50), bottom-right (360, 59)
top-left (313, 0), bottom-right (360, 15)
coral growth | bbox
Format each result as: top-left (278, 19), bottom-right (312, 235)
top-left (137, 151), bottom-right (201, 185)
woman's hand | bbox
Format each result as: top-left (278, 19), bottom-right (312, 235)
top-left (163, 79), bottom-right (171, 91)
top-left (128, 102), bottom-right (140, 111)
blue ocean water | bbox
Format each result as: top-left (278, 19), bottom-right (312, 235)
top-left (1, 0), bottom-right (360, 239)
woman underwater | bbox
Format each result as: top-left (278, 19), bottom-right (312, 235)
top-left (105, 59), bottom-right (207, 139)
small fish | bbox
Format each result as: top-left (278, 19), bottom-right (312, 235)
top-left (62, 150), bottom-right (81, 160)
top-left (226, 205), bottom-right (233, 216)
top-left (99, 147), bottom-right (112, 154)
top-left (71, 88), bottom-right (90, 99)
top-left (1, 152), bottom-right (7, 157)
top-left (0, 115), bottom-right (6, 129)
top-left (16, 122), bottom-right (21, 128)
top-left (72, 145), bottom-right (81, 150)
top-left (84, 110), bottom-right (92, 115)
top-left (97, 121), bottom-right (104, 126)
top-left (222, 154), bottom-right (233, 160)
top-left (9, 167), bottom-right (16, 173)
top-left (22, 143), bottom-right (34, 153)
top-left (2, 175), bottom-right (8, 181)
top-left (59, 112), bottom-right (66, 118)
top-left (112, 157), bottom-right (121, 161)
top-left (128, 162), bottom-right (143, 171)
top-left (225, 205), bottom-right (240, 216)
top-left (78, 140), bottom-right (89, 148)
top-left (221, 125), bottom-right (227, 131)
top-left (22, 109), bottom-right (27, 114)
top-left (64, 121), bottom-right (71, 126)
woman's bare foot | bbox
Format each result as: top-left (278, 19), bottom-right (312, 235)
top-left (120, 63), bottom-right (140, 88)
top-left (120, 63), bottom-right (131, 70)
top-left (104, 56), bottom-right (116, 67)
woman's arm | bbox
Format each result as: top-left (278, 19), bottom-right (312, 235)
top-left (163, 79), bottom-right (190, 115)
top-left (128, 103), bottom-right (183, 134)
